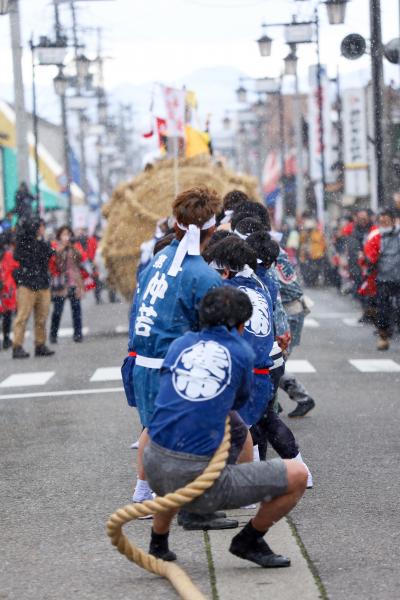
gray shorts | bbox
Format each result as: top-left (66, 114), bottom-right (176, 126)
top-left (144, 441), bottom-right (288, 515)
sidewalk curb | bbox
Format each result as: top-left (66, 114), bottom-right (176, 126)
top-left (207, 513), bottom-right (323, 600)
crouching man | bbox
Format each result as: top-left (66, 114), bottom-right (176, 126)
top-left (144, 286), bottom-right (307, 568)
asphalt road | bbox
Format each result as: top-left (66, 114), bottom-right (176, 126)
top-left (288, 289), bottom-right (400, 600)
top-left (1, 288), bottom-right (399, 599)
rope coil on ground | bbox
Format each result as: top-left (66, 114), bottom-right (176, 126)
top-left (106, 417), bottom-right (231, 600)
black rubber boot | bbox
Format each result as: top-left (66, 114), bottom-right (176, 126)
top-left (149, 529), bottom-right (177, 562)
top-left (288, 399), bottom-right (315, 418)
top-left (3, 336), bottom-right (12, 350)
top-left (229, 521), bottom-right (290, 568)
top-left (35, 344), bottom-right (55, 357)
top-left (179, 511), bottom-right (238, 531)
top-left (12, 346), bottom-right (30, 359)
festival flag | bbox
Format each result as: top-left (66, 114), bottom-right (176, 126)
top-left (162, 86), bottom-right (186, 137)
top-left (184, 125), bottom-right (210, 158)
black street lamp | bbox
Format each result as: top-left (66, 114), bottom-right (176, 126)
top-left (222, 114), bottom-right (232, 131)
top-left (284, 47), bottom-right (298, 76)
top-left (54, 69), bottom-right (73, 226)
top-left (257, 24), bottom-right (273, 57)
top-left (0, 0), bottom-right (10, 15)
top-left (236, 84), bottom-right (247, 104)
top-left (325, 0), bottom-right (348, 25)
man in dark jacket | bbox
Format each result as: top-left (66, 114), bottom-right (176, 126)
top-left (15, 182), bottom-right (36, 223)
top-left (370, 209), bottom-right (400, 351)
top-left (12, 218), bottom-right (55, 358)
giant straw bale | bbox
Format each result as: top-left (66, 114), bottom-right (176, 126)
top-left (102, 156), bottom-right (260, 300)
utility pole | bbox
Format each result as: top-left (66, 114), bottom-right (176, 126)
top-left (294, 57), bottom-right (305, 217)
top-left (53, 0), bottom-right (73, 227)
top-left (370, 0), bottom-right (385, 207)
top-left (70, 0), bottom-right (89, 200)
top-left (9, 0), bottom-right (30, 185)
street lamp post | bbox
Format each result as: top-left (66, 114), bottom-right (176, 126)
top-left (54, 70), bottom-right (73, 227)
top-left (2, 0), bottom-right (30, 186)
top-left (370, 0), bottom-right (385, 207)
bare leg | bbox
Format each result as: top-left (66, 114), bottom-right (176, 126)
top-left (153, 508), bottom-right (179, 535)
top-left (229, 461), bottom-right (307, 567)
top-left (137, 428), bottom-right (149, 480)
top-left (132, 429), bottom-right (153, 502)
top-left (237, 431), bottom-right (253, 464)
top-left (252, 460), bottom-right (307, 531)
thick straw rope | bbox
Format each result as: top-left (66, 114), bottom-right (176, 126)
top-left (106, 417), bottom-right (231, 600)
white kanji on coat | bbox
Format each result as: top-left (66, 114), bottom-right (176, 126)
top-left (239, 286), bottom-right (271, 337)
top-left (134, 304), bottom-right (158, 337)
top-left (172, 341), bottom-right (232, 401)
top-left (143, 272), bottom-right (168, 305)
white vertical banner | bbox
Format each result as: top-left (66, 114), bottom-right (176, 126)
top-left (0, 150), bottom-right (4, 219)
top-left (162, 86), bottom-right (186, 138)
top-left (308, 65), bottom-right (332, 181)
top-left (366, 84), bottom-right (378, 211)
top-left (308, 65), bottom-right (331, 225)
top-left (343, 88), bottom-right (369, 198)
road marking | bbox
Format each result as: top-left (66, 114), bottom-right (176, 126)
top-left (90, 367), bottom-right (121, 382)
top-left (0, 371), bottom-right (55, 388)
top-left (58, 326), bottom-right (89, 338)
top-left (349, 359), bottom-right (400, 373)
top-left (0, 386), bottom-right (124, 401)
top-left (304, 318), bottom-right (319, 328)
top-left (313, 312), bottom-right (355, 319)
top-left (115, 324), bottom-right (128, 334)
top-left (343, 318), bottom-right (363, 327)
top-left (285, 360), bottom-right (316, 373)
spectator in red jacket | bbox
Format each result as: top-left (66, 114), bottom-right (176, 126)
top-left (0, 232), bottom-right (18, 350)
top-left (49, 226), bottom-right (88, 344)
top-left (364, 209), bottom-right (400, 350)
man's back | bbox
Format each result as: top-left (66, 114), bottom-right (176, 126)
top-left (130, 240), bottom-right (221, 359)
top-left (148, 326), bottom-right (254, 456)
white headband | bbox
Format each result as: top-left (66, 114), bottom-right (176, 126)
top-left (220, 209), bottom-right (234, 225)
top-left (233, 229), bottom-right (248, 240)
top-left (167, 215), bottom-right (216, 277)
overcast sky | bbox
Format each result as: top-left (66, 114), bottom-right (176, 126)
top-left (0, 0), bottom-right (399, 117)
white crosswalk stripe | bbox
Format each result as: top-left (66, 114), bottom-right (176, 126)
top-left (349, 359), bottom-right (400, 373)
top-left (304, 318), bottom-right (320, 328)
top-left (58, 327), bottom-right (89, 338)
top-left (342, 318), bottom-right (363, 327)
top-left (285, 360), bottom-right (316, 373)
top-left (90, 367), bottom-right (122, 382)
top-left (0, 371), bottom-right (55, 388)
top-left (115, 325), bottom-right (129, 334)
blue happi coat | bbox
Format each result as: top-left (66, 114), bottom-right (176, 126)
top-left (125, 240), bottom-right (222, 427)
top-left (148, 326), bottom-right (255, 456)
top-left (225, 267), bottom-right (274, 425)
top-left (256, 264), bottom-right (289, 337)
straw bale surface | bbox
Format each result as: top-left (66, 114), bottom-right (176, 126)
top-left (102, 156), bottom-right (260, 300)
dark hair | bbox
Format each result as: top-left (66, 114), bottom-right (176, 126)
top-left (380, 208), bottom-right (396, 221)
top-left (230, 211), bottom-right (253, 231)
top-left (56, 225), bottom-right (74, 240)
top-left (234, 217), bottom-right (264, 238)
top-left (204, 229), bottom-right (234, 250)
top-left (223, 190), bottom-right (249, 211)
top-left (246, 231), bottom-right (280, 266)
top-left (232, 200), bottom-right (270, 229)
top-left (153, 232), bottom-right (175, 255)
top-left (199, 286), bottom-right (253, 330)
top-left (203, 236), bottom-right (257, 273)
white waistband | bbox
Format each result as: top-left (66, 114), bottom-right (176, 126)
top-left (136, 355), bottom-right (164, 369)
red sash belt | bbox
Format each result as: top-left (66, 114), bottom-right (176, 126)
top-left (128, 351), bottom-right (137, 357)
top-left (253, 367), bottom-right (270, 375)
